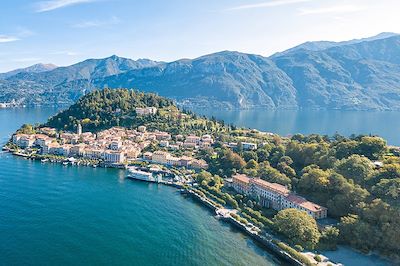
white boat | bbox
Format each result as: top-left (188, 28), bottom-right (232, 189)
top-left (126, 167), bottom-right (162, 183)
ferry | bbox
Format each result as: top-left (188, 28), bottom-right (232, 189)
top-left (126, 167), bottom-right (162, 183)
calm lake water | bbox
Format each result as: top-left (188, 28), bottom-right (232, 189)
top-left (0, 107), bottom-right (394, 266)
top-left (193, 109), bottom-right (400, 146)
top-left (0, 107), bottom-right (278, 265)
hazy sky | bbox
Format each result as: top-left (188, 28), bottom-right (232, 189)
top-left (1, 0), bottom-right (400, 71)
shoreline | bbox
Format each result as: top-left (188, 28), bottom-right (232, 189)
top-left (5, 148), bottom-right (305, 265)
top-left (5, 148), bottom-right (392, 266)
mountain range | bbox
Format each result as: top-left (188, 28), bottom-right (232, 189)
top-left (1, 33), bottom-right (400, 110)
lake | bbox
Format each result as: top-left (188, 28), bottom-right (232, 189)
top-left (0, 107), bottom-right (278, 265)
top-left (0, 107), bottom-right (394, 266)
top-left (193, 109), bottom-right (400, 146)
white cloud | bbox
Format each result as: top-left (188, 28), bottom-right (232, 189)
top-left (35, 0), bottom-right (97, 12)
top-left (0, 35), bottom-right (19, 43)
top-left (299, 5), bottom-right (366, 15)
top-left (228, 0), bottom-right (313, 11)
top-left (72, 16), bottom-right (120, 28)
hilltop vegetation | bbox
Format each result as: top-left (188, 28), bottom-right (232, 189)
top-left (44, 89), bottom-right (400, 261)
top-left (46, 88), bottom-right (228, 135)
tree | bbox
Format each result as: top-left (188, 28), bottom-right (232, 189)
top-left (216, 149), bottom-right (246, 177)
top-left (273, 209), bottom-right (321, 250)
top-left (257, 148), bottom-right (270, 163)
top-left (298, 168), bottom-right (369, 217)
top-left (258, 162), bottom-right (291, 186)
top-left (243, 151), bottom-right (258, 162)
top-left (372, 178), bottom-right (400, 200)
top-left (17, 124), bottom-right (36, 134)
top-left (334, 140), bottom-right (358, 159)
top-left (357, 136), bottom-right (387, 160)
top-left (334, 155), bottom-right (375, 185)
top-left (318, 226), bottom-right (339, 250)
top-left (244, 159), bottom-right (259, 177)
top-left (339, 199), bottom-right (400, 255)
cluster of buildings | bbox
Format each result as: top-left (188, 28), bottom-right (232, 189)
top-left (162, 134), bottom-right (214, 150)
top-left (11, 125), bottom-right (213, 168)
top-left (12, 127), bottom-right (144, 163)
top-left (230, 174), bottom-right (327, 219)
top-left (143, 150), bottom-right (208, 169)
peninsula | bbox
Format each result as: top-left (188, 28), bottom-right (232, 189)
top-left (6, 89), bottom-right (400, 265)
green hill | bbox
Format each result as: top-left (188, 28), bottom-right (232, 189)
top-left (45, 88), bottom-right (227, 135)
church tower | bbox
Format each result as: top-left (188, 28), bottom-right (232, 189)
top-left (77, 123), bottom-right (82, 135)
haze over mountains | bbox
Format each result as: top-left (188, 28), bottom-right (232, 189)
top-left (1, 33), bottom-right (400, 110)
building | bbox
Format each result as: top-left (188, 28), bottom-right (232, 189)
top-left (43, 142), bottom-right (62, 155)
top-left (154, 132), bottom-right (171, 141)
top-left (18, 135), bottom-right (35, 148)
top-left (34, 134), bottom-right (52, 148)
top-left (160, 140), bottom-right (169, 147)
top-left (151, 151), bottom-right (169, 164)
top-left (109, 140), bottom-right (122, 150)
top-left (135, 107), bottom-right (157, 116)
top-left (242, 142), bottom-right (258, 150)
top-left (232, 174), bottom-right (251, 195)
top-left (166, 156), bottom-right (180, 166)
top-left (179, 156), bottom-right (192, 167)
top-left (191, 159), bottom-right (208, 169)
top-left (70, 144), bottom-right (87, 156)
top-left (183, 142), bottom-right (197, 149)
top-left (138, 125), bottom-right (147, 132)
top-left (250, 178), bottom-right (289, 210)
top-left (282, 194), bottom-right (328, 219)
top-left (39, 127), bottom-right (57, 136)
top-left (104, 150), bottom-right (125, 163)
top-left (232, 174), bottom-right (327, 219)
top-left (185, 135), bottom-right (201, 144)
top-left (143, 152), bottom-right (153, 161)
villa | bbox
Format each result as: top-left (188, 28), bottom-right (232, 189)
top-left (232, 174), bottom-right (327, 219)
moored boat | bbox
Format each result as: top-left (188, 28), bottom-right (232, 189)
top-left (126, 167), bottom-right (162, 183)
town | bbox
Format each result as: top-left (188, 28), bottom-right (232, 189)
top-left (11, 124), bottom-right (209, 169)
top-left (10, 112), bottom-right (327, 221)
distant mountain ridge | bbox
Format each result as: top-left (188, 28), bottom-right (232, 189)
top-left (272, 32), bottom-right (399, 57)
top-left (1, 33), bottom-right (400, 110)
top-left (0, 63), bottom-right (58, 79)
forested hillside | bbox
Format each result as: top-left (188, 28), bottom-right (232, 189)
top-left (2, 34), bottom-right (400, 110)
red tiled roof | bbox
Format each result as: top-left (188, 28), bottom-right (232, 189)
top-left (285, 194), bottom-right (327, 212)
top-left (232, 174), bottom-right (250, 184)
top-left (250, 178), bottom-right (290, 196)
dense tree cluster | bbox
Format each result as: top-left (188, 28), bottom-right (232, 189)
top-left (273, 208), bottom-right (321, 250)
top-left (46, 89), bottom-right (228, 136)
top-left (204, 133), bottom-right (399, 257)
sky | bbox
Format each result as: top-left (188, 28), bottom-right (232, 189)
top-left (1, 0), bottom-right (400, 72)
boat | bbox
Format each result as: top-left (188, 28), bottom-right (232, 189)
top-left (41, 159), bottom-right (49, 163)
top-left (126, 167), bottom-right (162, 183)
